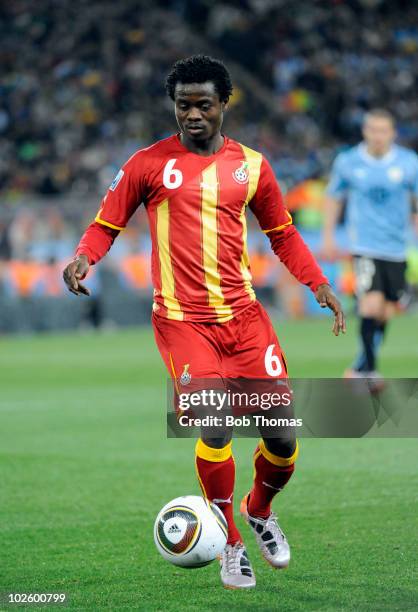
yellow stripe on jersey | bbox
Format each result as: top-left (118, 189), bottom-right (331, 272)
top-left (239, 145), bottom-right (263, 300)
top-left (95, 214), bottom-right (125, 231)
top-left (201, 163), bottom-right (233, 322)
top-left (241, 145), bottom-right (263, 204)
top-left (156, 199), bottom-right (183, 321)
top-left (239, 207), bottom-right (256, 301)
top-left (263, 209), bottom-right (293, 233)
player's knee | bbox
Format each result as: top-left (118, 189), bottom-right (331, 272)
top-left (360, 308), bottom-right (383, 320)
top-left (383, 302), bottom-right (396, 321)
top-left (263, 437), bottom-right (297, 459)
top-left (359, 292), bottom-right (385, 319)
top-left (201, 433), bottom-right (232, 449)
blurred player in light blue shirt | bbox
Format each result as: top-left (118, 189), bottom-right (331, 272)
top-left (322, 109), bottom-right (418, 377)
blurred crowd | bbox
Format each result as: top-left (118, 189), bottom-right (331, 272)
top-left (1, 0), bottom-right (418, 322)
top-left (197, 0), bottom-right (418, 148)
top-left (2, 0), bottom-right (418, 203)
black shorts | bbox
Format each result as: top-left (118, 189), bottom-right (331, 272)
top-left (353, 256), bottom-right (407, 302)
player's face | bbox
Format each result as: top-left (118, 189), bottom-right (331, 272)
top-left (174, 82), bottom-right (226, 143)
top-left (362, 117), bottom-right (396, 155)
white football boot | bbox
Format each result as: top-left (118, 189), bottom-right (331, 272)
top-left (220, 542), bottom-right (256, 589)
top-left (241, 494), bottom-right (290, 569)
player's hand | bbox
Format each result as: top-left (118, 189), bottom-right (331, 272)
top-left (63, 254), bottom-right (91, 296)
top-left (315, 283), bottom-right (346, 336)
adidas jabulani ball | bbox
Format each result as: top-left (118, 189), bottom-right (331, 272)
top-left (154, 495), bottom-right (227, 568)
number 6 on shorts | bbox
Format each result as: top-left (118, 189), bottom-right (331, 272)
top-left (264, 344), bottom-right (282, 377)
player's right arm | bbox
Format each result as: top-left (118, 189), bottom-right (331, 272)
top-left (63, 152), bottom-right (146, 296)
top-left (321, 153), bottom-right (348, 261)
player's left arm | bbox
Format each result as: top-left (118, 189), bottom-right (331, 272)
top-left (249, 157), bottom-right (346, 336)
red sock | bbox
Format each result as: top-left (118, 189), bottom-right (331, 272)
top-left (195, 439), bottom-right (242, 545)
top-left (247, 440), bottom-right (298, 519)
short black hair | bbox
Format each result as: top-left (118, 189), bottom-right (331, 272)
top-left (364, 108), bottom-right (395, 126)
top-left (165, 55), bottom-right (233, 103)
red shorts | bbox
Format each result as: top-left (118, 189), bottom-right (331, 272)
top-left (152, 301), bottom-right (288, 394)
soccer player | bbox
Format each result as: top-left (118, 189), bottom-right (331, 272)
top-left (322, 109), bottom-right (418, 378)
top-left (63, 55), bottom-right (345, 589)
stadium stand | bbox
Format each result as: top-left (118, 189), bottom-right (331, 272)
top-left (1, 0), bottom-right (417, 330)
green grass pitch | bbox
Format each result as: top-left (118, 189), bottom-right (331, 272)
top-left (1, 313), bottom-right (417, 611)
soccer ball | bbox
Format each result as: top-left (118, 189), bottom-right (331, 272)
top-left (153, 495), bottom-right (227, 568)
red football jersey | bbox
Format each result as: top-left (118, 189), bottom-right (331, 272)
top-left (77, 135), bottom-right (328, 323)
top-left (92, 134), bottom-right (292, 323)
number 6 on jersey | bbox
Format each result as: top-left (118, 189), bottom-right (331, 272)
top-left (163, 159), bottom-right (183, 189)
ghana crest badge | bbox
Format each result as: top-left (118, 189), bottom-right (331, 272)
top-left (180, 364), bottom-right (192, 386)
top-left (232, 161), bottom-right (249, 184)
